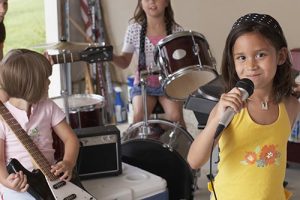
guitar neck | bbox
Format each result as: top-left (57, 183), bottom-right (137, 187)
top-left (51, 52), bottom-right (81, 64)
top-left (0, 102), bottom-right (57, 181)
top-left (50, 45), bottom-right (113, 64)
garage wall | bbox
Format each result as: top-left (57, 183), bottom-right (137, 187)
top-left (101, 0), bottom-right (300, 82)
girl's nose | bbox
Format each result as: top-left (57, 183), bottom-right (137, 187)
top-left (246, 58), bottom-right (258, 70)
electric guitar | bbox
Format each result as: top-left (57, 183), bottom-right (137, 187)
top-left (50, 45), bottom-right (113, 64)
top-left (0, 102), bottom-right (97, 200)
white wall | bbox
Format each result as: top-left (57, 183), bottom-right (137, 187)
top-left (45, 0), bottom-right (300, 87)
top-left (44, 0), bottom-right (62, 98)
top-left (101, 0), bottom-right (300, 80)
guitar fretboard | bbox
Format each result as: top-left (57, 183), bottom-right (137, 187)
top-left (51, 52), bottom-right (81, 64)
top-left (0, 102), bottom-right (57, 181)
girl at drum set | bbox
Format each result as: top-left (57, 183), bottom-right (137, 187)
top-left (112, 0), bottom-right (186, 128)
top-left (0, 49), bottom-right (80, 199)
top-left (187, 13), bottom-right (300, 200)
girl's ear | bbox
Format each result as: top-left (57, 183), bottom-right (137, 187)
top-left (277, 47), bottom-right (288, 65)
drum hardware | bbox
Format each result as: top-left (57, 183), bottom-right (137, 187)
top-left (122, 119), bottom-right (198, 200)
top-left (32, 40), bottom-right (94, 51)
top-left (193, 169), bottom-right (201, 191)
top-left (191, 34), bottom-right (203, 71)
top-left (147, 62), bottom-right (161, 76)
top-left (137, 68), bottom-right (164, 136)
top-left (122, 71), bottom-right (200, 199)
top-left (157, 47), bottom-right (169, 76)
top-left (191, 33), bottom-right (200, 55)
top-left (138, 70), bottom-right (152, 136)
top-left (192, 42), bottom-right (200, 56)
top-left (61, 89), bottom-right (70, 124)
top-left (191, 32), bottom-right (205, 74)
top-left (162, 122), bottom-right (180, 151)
top-left (56, 54), bottom-right (72, 124)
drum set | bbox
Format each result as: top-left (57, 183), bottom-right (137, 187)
top-left (39, 30), bottom-right (220, 199)
top-left (122, 30), bottom-right (219, 200)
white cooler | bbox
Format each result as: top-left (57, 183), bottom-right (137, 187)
top-left (82, 162), bottom-right (168, 200)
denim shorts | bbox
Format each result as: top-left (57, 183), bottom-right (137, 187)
top-left (130, 84), bottom-right (164, 100)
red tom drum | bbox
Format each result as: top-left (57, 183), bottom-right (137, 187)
top-left (154, 30), bottom-right (218, 101)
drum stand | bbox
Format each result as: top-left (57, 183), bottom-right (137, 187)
top-left (138, 70), bottom-right (180, 138)
top-left (138, 70), bottom-right (151, 137)
top-left (59, 50), bottom-right (71, 124)
top-left (136, 70), bottom-right (201, 195)
top-left (138, 71), bottom-right (188, 147)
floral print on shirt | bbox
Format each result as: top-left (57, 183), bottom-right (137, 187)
top-left (28, 127), bottom-right (41, 143)
top-left (240, 144), bottom-right (281, 167)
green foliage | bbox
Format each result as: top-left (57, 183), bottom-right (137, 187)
top-left (4, 0), bottom-right (45, 54)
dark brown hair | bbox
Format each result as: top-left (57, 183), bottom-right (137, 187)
top-left (221, 13), bottom-right (293, 102)
top-left (0, 22), bottom-right (5, 43)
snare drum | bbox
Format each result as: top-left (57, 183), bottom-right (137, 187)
top-left (52, 94), bottom-right (105, 129)
top-left (154, 30), bottom-right (218, 101)
top-left (121, 119), bottom-right (197, 200)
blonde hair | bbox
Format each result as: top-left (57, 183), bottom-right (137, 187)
top-left (0, 49), bottom-right (52, 103)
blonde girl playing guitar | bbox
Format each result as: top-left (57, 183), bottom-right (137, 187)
top-left (0, 49), bottom-right (94, 199)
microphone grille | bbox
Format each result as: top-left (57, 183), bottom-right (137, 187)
top-left (236, 78), bottom-right (254, 96)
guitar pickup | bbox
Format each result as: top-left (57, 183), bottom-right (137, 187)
top-left (63, 194), bottom-right (77, 200)
top-left (53, 180), bottom-right (66, 189)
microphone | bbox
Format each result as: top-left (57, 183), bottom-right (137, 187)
top-left (214, 78), bottom-right (254, 139)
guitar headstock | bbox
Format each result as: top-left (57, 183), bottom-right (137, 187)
top-left (80, 45), bottom-right (113, 63)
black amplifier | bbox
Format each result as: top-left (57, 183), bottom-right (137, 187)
top-left (74, 125), bottom-right (122, 179)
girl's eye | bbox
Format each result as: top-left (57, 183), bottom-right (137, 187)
top-left (256, 52), bottom-right (265, 59)
top-left (235, 55), bottom-right (246, 62)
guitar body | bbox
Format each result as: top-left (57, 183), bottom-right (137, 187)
top-left (7, 158), bottom-right (96, 200)
top-left (7, 158), bottom-right (55, 200)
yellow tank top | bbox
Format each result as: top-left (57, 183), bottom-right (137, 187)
top-left (211, 102), bottom-right (291, 200)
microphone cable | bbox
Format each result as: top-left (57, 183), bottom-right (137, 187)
top-left (208, 125), bottom-right (224, 200)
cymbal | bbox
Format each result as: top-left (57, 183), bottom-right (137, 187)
top-left (32, 41), bottom-right (94, 51)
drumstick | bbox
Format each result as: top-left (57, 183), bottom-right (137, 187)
top-left (85, 63), bottom-right (94, 94)
top-left (69, 16), bottom-right (93, 43)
